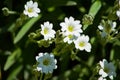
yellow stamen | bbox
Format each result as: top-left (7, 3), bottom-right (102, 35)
top-left (28, 8), bottom-right (33, 13)
top-left (79, 41), bottom-right (85, 47)
top-left (68, 26), bottom-right (74, 32)
top-left (104, 67), bottom-right (109, 73)
top-left (44, 28), bottom-right (49, 34)
top-left (43, 59), bottom-right (50, 66)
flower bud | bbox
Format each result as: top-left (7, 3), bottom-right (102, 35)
top-left (82, 14), bottom-right (93, 25)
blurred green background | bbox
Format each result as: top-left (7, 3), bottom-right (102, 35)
top-left (0, 0), bottom-right (120, 80)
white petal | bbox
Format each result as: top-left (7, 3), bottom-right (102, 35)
top-left (116, 10), bottom-right (120, 17)
top-left (38, 53), bottom-right (43, 57)
top-left (37, 67), bottom-right (42, 71)
top-left (65, 17), bottom-right (69, 23)
top-left (33, 2), bottom-right (38, 8)
top-left (112, 22), bottom-right (116, 29)
top-left (36, 56), bottom-right (39, 61)
top-left (24, 5), bottom-right (28, 10)
top-left (50, 54), bottom-right (54, 57)
top-left (109, 75), bottom-right (113, 80)
top-left (55, 65), bottom-right (57, 69)
top-left (23, 10), bottom-right (28, 15)
top-left (85, 43), bottom-right (91, 52)
top-left (69, 16), bottom-right (74, 22)
top-left (74, 20), bottom-right (80, 24)
top-left (85, 35), bottom-right (89, 42)
top-left (99, 61), bottom-right (104, 68)
top-left (98, 25), bottom-right (104, 30)
top-left (99, 69), bottom-right (108, 77)
top-left (54, 59), bottom-right (57, 64)
top-left (35, 8), bottom-right (40, 13)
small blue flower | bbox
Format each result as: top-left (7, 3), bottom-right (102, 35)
top-left (36, 52), bottom-right (57, 74)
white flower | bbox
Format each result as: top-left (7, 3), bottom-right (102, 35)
top-left (63, 34), bottom-right (79, 44)
top-left (23, 0), bottom-right (40, 17)
top-left (36, 52), bottom-right (57, 74)
top-left (110, 22), bottom-right (117, 32)
top-left (98, 21), bottom-right (117, 37)
top-left (98, 22), bottom-right (117, 32)
top-left (41, 21), bottom-right (56, 40)
top-left (74, 35), bottom-right (91, 52)
top-left (116, 10), bottom-right (120, 18)
top-left (60, 16), bottom-right (83, 35)
top-left (99, 59), bottom-right (116, 80)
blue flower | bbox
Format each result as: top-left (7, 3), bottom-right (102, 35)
top-left (36, 52), bottom-right (57, 74)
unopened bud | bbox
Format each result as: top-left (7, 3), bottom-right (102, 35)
top-left (82, 14), bottom-right (93, 25)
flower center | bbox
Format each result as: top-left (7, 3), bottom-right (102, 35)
top-left (43, 59), bottom-right (50, 66)
top-left (79, 41), bottom-right (85, 47)
top-left (68, 25), bottom-right (74, 32)
top-left (44, 28), bottom-right (49, 34)
top-left (28, 8), bottom-right (33, 13)
top-left (104, 67), bottom-right (110, 73)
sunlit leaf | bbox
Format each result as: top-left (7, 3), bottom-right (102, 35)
top-left (87, 56), bottom-right (94, 66)
top-left (4, 48), bottom-right (21, 71)
top-left (14, 15), bottom-right (41, 44)
top-left (110, 49), bottom-right (114, 60)
top-left (66, 1), bottom-right (77, 6)
top-left (88, 1), bottom-right (102, 17)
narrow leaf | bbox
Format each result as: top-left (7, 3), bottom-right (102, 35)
top-left (4, 48), bottom-right (21, 71)
top-left (14, 15), bottom-right (41, 44)
top-left (88, 1), bottom-right (102, 17)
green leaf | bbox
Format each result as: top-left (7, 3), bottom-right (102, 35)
top-left (110, 49), bottom-right (114, 61)
top-left (66, 1), bottom-right (77, 6)
top-left (14, 15), bottom-right (41, 44)
top-left (88, 0), bottom-right (102, 17)
top-left (4, 48), bottom-right (21, 71)
top-left (8, 23), bottom-right (15, 32)
top-left (7, 65), bottom-right (23, 80)
top-left (87, 56), bottom-right (94, 66)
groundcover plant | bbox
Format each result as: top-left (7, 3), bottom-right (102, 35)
top-left (0, 0), bottom-right (120, 80)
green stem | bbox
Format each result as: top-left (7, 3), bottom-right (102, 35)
top-left (40, 73), bottom-right (43, 80)
top-left (101, 46), bottom-right (105, 58)
top-left (35, 74), bottom-right (37, 80)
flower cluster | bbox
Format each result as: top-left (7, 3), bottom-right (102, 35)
top-left (36, 52), bottom-right (57, 74)
top-left (38, 16), bottom-right (91, 52)
top-left (98, 59), bottom-right (116, 80)
top-left (32, 16), bottom-right (92, 77)
top-left (23, 0), bottom-right (40, 17)
top-left (33, 16), bottom-right (92, 76)
top-left (60, 16), bottom-right (91, 52)
top-left (60, 16), bottom-right (82, 44)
